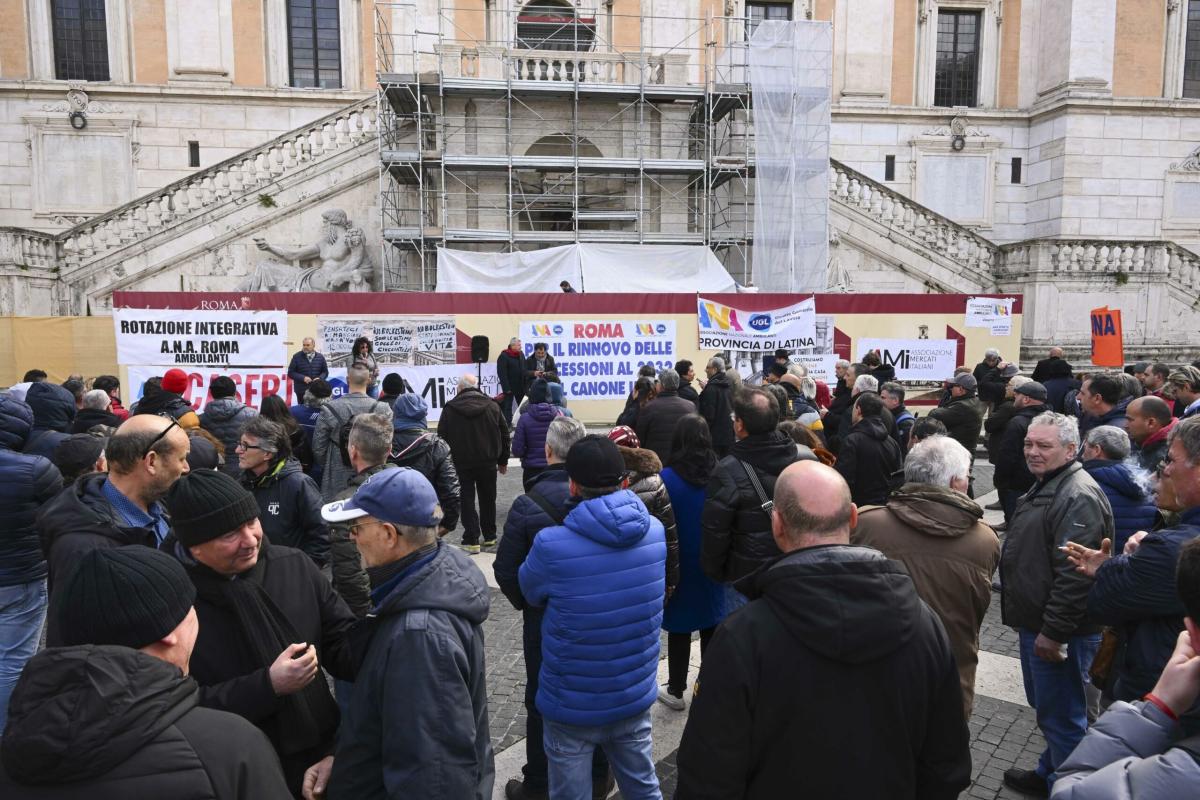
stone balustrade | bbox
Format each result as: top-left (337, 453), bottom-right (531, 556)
top-left (829, 159), bottom-right (1000, 280)
top-left (0, 228), bottom-right (57, 271)
top-left (439, 44), bottom-right (688, 86)
top-left (994, 238), bottom-right (1200, 297)
top-left (46, 98), bottom-right (377, 270)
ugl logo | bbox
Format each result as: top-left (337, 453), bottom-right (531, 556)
top-left (880, 349), bottom-right (910, 370)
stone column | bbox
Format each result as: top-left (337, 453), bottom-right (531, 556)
top-left (835, 0), bottom-right (894, 106)
top-left (1034, 0), bottom-right (1117, 100)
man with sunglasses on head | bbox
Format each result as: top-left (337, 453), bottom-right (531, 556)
top-left (37, 413), bottom-right (191, 646)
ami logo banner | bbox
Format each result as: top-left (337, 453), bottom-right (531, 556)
top-left (696, 296), bottom-right (817, 352)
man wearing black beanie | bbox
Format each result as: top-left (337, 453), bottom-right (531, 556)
top-left (164, 469), bottom-right (357, 795)
top-left (0, 547), bottom-right (291, 798)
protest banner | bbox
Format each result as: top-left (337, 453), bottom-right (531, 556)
top-left (317, 316), bottom-right (456, 365)
top-left (1090, 307), bottom-right (1124, 367)
top-left (114, 309), bottom-right (286, 367)
top-left (965, 297), bottom-right (1015, 336)
top-left (378, 364), bottom-right (501, 423)
top-left (519, 320), bottom-right (677, 399)
top-left (128, 366), bottom-right (300, 409)
top-left (696, 296), bottom-right (816, 351)
top-left (856, 338), bottom-right (958, 381)
top-left (792, 354), bottom-right (840, 384)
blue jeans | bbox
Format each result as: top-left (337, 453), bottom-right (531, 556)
top-left (0, 579), bottom-right (48, 731)
top-left (544, 709), bottom-right (661, 800)
top-left (1017, 629), bottom-right (1101, 785)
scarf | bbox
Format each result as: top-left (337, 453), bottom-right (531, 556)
top-left (188, 539), bottom-right (338, 756)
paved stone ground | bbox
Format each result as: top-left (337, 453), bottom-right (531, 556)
top-left (468, 457), bottom-right (1050, 799)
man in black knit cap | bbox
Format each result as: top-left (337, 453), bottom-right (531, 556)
top-left (164, 468), bottom-right (357, 795)
top-left (0, 546), bottom-right (291, 798)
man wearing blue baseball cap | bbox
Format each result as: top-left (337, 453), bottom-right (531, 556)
top-left (304, 468), bottom-right (494, 800)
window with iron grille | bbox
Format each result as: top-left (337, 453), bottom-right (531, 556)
top-left (746, 2), bottom-right (792, 39)
top-left (288, 0), bottom-right (342, 88)
top-left (1185, 0), bottom-right (1200, 98)
top-left (516, 2), bottom-right (596, 51)
top-left (934, 10), bottom-right (980, 107)
top-left (52, 0), bottom-right (110, 81)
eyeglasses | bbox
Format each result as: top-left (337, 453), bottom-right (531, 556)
top-left (236, 441), bottom-right (268, 452)
top-left (141, 418), bottom-right (179, 458)
top-left (348, 520), bottom-right (385, 536)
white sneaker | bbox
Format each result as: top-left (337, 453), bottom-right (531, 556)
top-left (657, 687), bottom-right (685, 710)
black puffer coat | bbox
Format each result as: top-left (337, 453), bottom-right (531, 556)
top-left (23, 382), bottom-right (76, 460)
top-left (241, 457), bottom-right (329, 567)
top-left (929, 394), bottom-right (986, 456)
top-left (0, 396), bottom-right (62, 587)
top-left (635, 392), bottom-right (696, 463)
top-left (834, 415), bottom-right (903, 507)
top-left (437, 387), bottom-right (510, 469)
top-left (991, 403), bottom-right (1048, 492)
top-left (390, 428), bottom-right (461, 531)
top-left (701, 431), bottom-right (816, 583)
top-left (697, 371), bottom-right (735, 454)
top-left (69, 407), bottom-right (121, 434)
top-left (0, 646), bottom-right (291, 799)
top-left (618, 446), bottom-right (680, 598)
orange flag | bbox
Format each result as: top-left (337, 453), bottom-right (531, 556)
top-left (1090, 307), bottom-right (1124, 367)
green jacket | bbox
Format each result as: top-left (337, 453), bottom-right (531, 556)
top-left (1000, 461), bottom-right (1114, 642)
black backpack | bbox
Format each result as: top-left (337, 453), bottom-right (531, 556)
top-left (334, 400), bottom-right (387, 466)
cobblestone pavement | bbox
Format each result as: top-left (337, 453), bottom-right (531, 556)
top-left (470, 458), bottom-right (1050, 799)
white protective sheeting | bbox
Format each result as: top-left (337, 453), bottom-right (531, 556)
top-left (435, 245), bottom-right (580, 293)
top-left (749, 21), bottom-right (832, 293)
top-left (436, 244), bottom-right (736, 293)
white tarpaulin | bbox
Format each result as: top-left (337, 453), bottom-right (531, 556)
top-left (436, 244), bottom-right (735, 293)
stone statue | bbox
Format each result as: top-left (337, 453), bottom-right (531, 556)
top-left (240, 209), bottom-right (374, 292)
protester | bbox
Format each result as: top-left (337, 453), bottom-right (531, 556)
top-left (543, 371), bottom-right (572, 417)
top-left (974, 348), bottom-right (1003, 386)
top-left (349, 337), bottom-right (380, 398)
top-left (828, 372), bottom-right (878, 451)
top-left (675, 461), bottom-right (971, 798)
top-left (237, 415), bottom-right (328, 567)
top-left (0, 547), bottom-right (292, 798)
top-left (260, 392), bottom-right (310, 470)
top-left (985, 374), bottom-right (1029, 461)
top-left (1141, 362), bottom-right (1172, 399)
top-left (617, 375), bottom-right (656, 429)
top-left (0, 396), bottom-right (62, 730)
top-left (23, 381), bottom-right (77, 459)
top-left (91, 375), bottom-right (129, 422)
top-left (524, 342), bottom-right (557, 387)
top-left (70, 388), bottom-right (121, 433)
top-left (861, 349), bottom-right (896, 384)
top-left (702, 387), bottom-right (814, 585)
top-left (835, 391), bottom-right (903, 507)
top-left (1000, 412), bottom-right (1115, 796)
top-left (326, 413), bottom-right (396, 617)
top-left (494, 416), bottom-right (614, 800)
top-left (134, 368), bottom-right (200, 429)
top-left (1032, 347), bottom-right (1072, 384)
top-left (164, 469), bottom-right (356, 794)
top-left (658, 415), bottom-right (727, 712)
top-left (513, 379), bottom-right (562, 492)
top-left (762, 363), bottom-right (786, 385)
top-left (698, 357), bottom-right (735, 458)
top-left (992, 381), bottom-right (1051, 523)
top-left (1168, 366), bottom-right (1200, 418)
top-left (777, 419), bottom-right (832, 465)
top-left (911, 416), bottom-right (949, 447)
top-left (438, 373), bottom-right (510, 553)
top-left (879, 381), bottom-right (915, 455)
top-left (37, 414), bottom-right (190, 645)
top-left (498, 337), bottom-right (527, 423)
top-left (635, 368), bottom-right (695, 463)
top-left (853, 435), bottom-right (1000, 717)
top-left (388, 393), bottom-right (459, 533)
top-left (1064, 417), bottom-right (1200, 712)
top-left (288, 337), bottom-right (329, 391)
top-left (291, 378), bottom-right (332, 479)
top-left (308, 468), bottom-right (492, 798)
top-left (608, 426), bottom-right (680, 603)
top-left (371, 373), bottom-right (400, 409)
top-left (674, 359), bottom-right (700, 405)
top-left (930, 373), bottom-right (986, 457)
top-left (1079, 426), bottom-right (1158, 555)
top-left (198, 375), bottom-right (258, 477)
top-left (312, 364), bottom-right (391, 501)
top-left (518, 434), bottom-right (666, 800)
top-left (1078, 373), bottom-right (1129, 437)
top-left (51, 432), bottom-right (107, 483)
top-left (20, 369), bottom-right (46, 384)
top-left (186, 428), bottom-right (224, 472)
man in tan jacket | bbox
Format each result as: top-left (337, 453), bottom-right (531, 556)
top-left (852, 434), bottom-right (1000, 717)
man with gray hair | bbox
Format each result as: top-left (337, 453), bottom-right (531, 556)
top-left (1000, 411), bottom-right (1115, 796)
top-left (70, 388), bottom-right (122, 433)
top-left (438, 373), bottom-right (511, 553)
top-left (312, 363), bottom-right (391, 501)
top-left (853, 435), bottom-right (1000, 717)
top-left (635, 368), bottom-right (696, 463)
top-left (699, 357), bottom-right (735, 457)
top-left (494, 416), bottom-right (616, 800)
top-left (1080, 425), bottom-right (1157, 556)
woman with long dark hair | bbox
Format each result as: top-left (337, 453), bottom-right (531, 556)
top-left (616, 375), bottom-right (656, 428)
top-left (657, 414), bottom-right (727, 711)
top-left (351, 336), bottom-right (379, 398)
top-left (260, 393), bottom-right (310, 471)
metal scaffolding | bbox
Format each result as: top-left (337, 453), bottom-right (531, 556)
top-left (375, 1), bottom-right (766, 291)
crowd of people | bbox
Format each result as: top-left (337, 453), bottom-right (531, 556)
top-left (0, 339), bottom-right (1198, 799)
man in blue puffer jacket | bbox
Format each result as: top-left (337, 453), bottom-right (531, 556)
top-left (0, 395), bottom-right (63, 730)
top-left (23, 381), bottom-right (76, 460)
top-left (1081, 426), bottom-right (1159, 555)
top-left (519, 434), bottom-right (666, 800)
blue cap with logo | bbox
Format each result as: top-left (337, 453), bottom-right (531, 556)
top-left (321, 468), bottom-right (442, 527)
